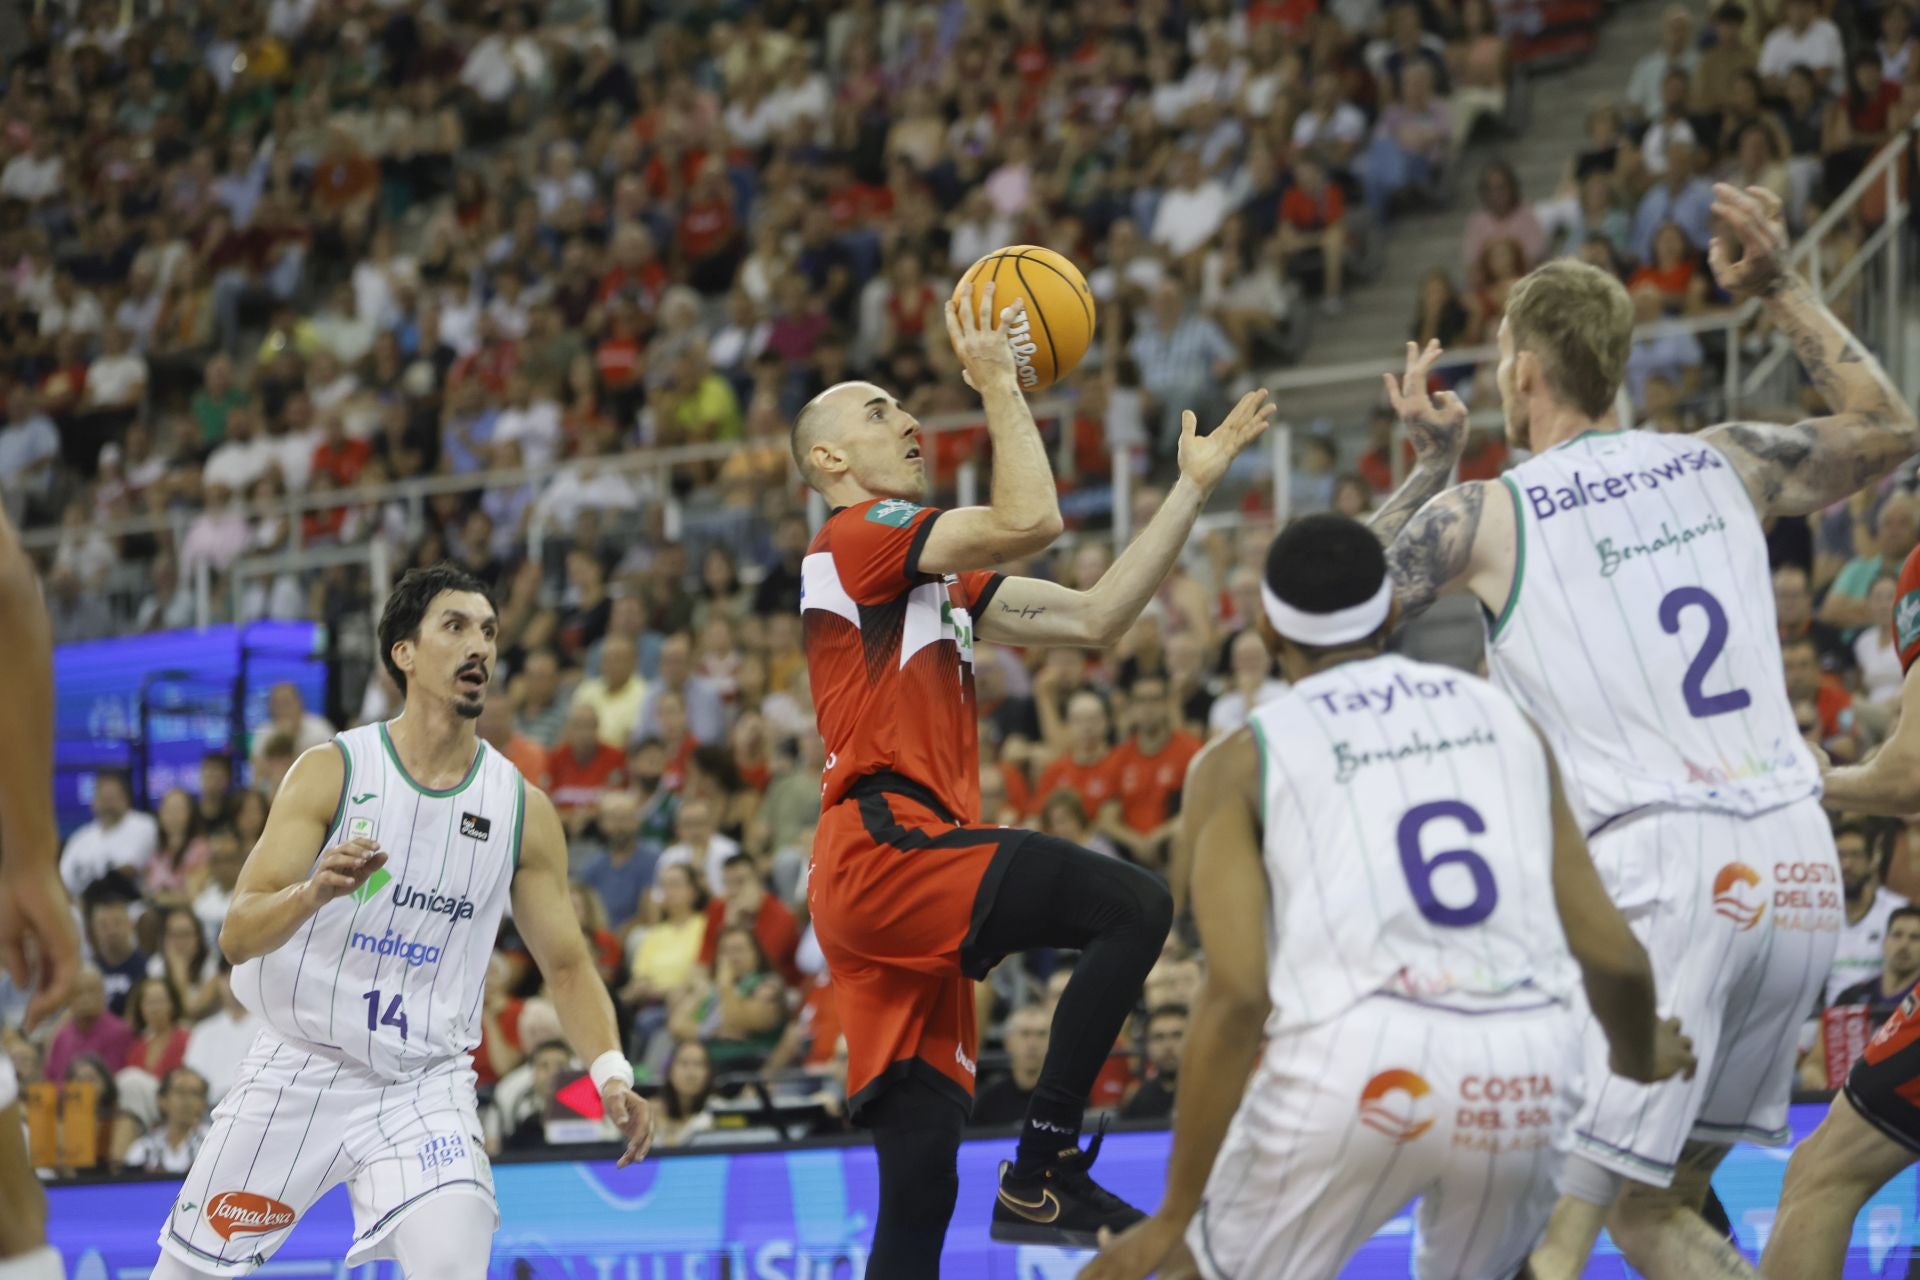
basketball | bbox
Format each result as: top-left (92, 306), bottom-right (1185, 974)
top-left (954, 245), bottom-right (1096, 393)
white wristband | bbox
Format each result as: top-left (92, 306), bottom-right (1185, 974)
top-left (589, 1050), bottom-right (635, 1094)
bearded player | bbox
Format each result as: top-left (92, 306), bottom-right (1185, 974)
top-left (152, 565), bottom-right (651, 1279)
top-left (1761, 543), bottom-right (1920, 1279)
top-left (0, 504), bottom-right (83, 1280)
top-left (1364, 185), bottom-right (1918, 1279)
top-left (793, 282), bottom-right (1273, 1275)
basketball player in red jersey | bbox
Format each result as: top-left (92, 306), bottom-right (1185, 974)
top-left (1762, 544), bottom-right (1920, 1278)
top-left (0, 502), bottom-right (82, 1280)
top-left (791, 281), bottom-right (1274, 1276)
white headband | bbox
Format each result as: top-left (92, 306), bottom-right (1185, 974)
top-left (1260, 577), bottom-right (1393, 646)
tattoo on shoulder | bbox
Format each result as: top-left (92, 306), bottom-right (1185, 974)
top-left (1717, 418), bottom-right (1885, 508)
top-left (999, 601), bottom-right (1046, 620)
top-left (1385, 483), bottom-right (1485, 620)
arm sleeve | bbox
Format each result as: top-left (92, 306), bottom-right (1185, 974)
top-left (830, 500), bottom-right (945, 604)
top-left (954, 569), bottom-right (1007, 617)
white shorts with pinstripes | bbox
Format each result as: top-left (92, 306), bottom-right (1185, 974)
top-left (1187, 995), bottom-right (1581, 1280)
top-left (1570, 795), bottom-right (1839, 1187)
top-left (156, 1029), bottom-right (497, 1276)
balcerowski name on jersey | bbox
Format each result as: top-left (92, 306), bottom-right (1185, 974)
top-left (1524, 446), bottom-right (1727, 521)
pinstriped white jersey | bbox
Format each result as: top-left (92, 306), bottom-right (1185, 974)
top-left (1485, 430), bottom-right (1819, 834)
top-left (1250, 654), bottom-right (1575, 1036)
top-left (234, 721), bottom-right (524, 1080)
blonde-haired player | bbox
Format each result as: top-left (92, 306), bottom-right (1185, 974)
top-left (1361, 185), bottom-right (1919, 1278)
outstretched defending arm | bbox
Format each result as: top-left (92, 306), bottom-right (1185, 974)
top-left (512, 783), bottom-right (654, 1166)
top-left (0, 508), bottom-right (79, 1030)
top-left (975, 390), bottom-right (1276, 648)
top-left (1368, 339), bottom-right (1471, 547)
top-left (1702, 184), bottom-right (1919, 516)
top-left (1822, 662), bottom-right (1920, 815)
top-left (1079, 731), bottom-right (1268, 1280)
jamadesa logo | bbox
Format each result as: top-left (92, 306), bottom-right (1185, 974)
top-left (1712, 863), bottom-right (1765, 931)
top-left (1358, 1069), bottom-right (1435, 1143)
top-left (206, 1191), bottom-right (296, 1240)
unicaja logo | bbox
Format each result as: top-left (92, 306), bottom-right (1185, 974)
top-left (392, 882), bottom-right (476, 921)
top-left (1357, 1069), bottom-right (1435, 1143)
top-left (1003, 307), bottom-right (1040, 390)
top-left (1712, 862), bottom-right (1765, 931)
top-left (205, 1191), bottom-right (296, 1240)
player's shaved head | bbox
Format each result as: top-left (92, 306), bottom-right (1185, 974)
top-left (791, 380), bottom-right (926, 503)
top-left (793, 381), bottom-right (889, 488)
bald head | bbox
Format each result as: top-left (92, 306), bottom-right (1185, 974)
top-left (791, 381), bottom-right (926, 503)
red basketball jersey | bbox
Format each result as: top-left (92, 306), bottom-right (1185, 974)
top-left (803, 499), bottom-right (1005, 821)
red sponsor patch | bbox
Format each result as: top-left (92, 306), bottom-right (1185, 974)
top-left (206, 1191), bottom-right (297, 1240)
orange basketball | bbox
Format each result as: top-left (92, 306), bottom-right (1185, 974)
top-left (954, 245), bottom-right (1096, 393)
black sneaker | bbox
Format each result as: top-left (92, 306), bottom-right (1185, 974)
top-left (989, 1124), bottom-right (1147, 1248)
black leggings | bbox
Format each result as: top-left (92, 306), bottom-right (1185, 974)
top-left (864, 833), bottom-right (1172, 1278)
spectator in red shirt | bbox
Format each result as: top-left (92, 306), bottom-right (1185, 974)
top-left (1786, 634), bottom-right (1861, 762)
top-left (545, 704), bottom-right (628, 831)
top-left (678, 162), bottom-right (741, 297)
top-left (1105, 676), bottom-right (1203, 869)
top-left (310, 412), bottom-right (371, 488)
top-left (124, 977), bottom-right (191, 1078)
top-left (699, 852), bottom-right (801, 987)
top-left (1031, 690), bottom-right (1120, 821)
top-left (1278, 156), bottom-right (1349, 315)
top-left (597, 222), bottom-right (669, 311)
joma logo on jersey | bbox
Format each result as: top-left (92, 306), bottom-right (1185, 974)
top-left (392, 883), bottom-right (477, 920)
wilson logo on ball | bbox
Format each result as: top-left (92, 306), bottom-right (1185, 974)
top-left (1003, 308), bottom-right (1040, 390)
top-left (206, 1191), bottom-right (297, 1240)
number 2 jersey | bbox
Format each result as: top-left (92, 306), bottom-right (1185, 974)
top-left (233, 721), bottom-right (524, 1080)
top-left (802, 498), bottom-right (1005, 820)
top-left (1486, 429), bottom-right (1819, 834)
top-left (1250, 653), bottom-right (1576, 1035)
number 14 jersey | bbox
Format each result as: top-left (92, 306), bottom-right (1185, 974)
top-left (1248, 654), bottom-right (1575, 1036)
top-left (1485, 430), bottom-right (1818, 834)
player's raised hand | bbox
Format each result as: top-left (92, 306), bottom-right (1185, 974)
top-left (1708, 182), bottom-right (1789, 300)
top-left (1177, 388), bottom-right (1276, 495)
top-left (1613, 1016), bottom-right (1697, 1084)
top-left (0, 859), bottom-right (80, 1031)
top-left (946, 279), bottom-right (1022, 393)
top-left (603, 1081), bottom-right (655, 1168)
top-left (300, 836), bottom-right (388, 910)
top-left (1381, 339), bottom-right (1467, 469)
top-left (1077, 1217), bottom-right (1199, 1280)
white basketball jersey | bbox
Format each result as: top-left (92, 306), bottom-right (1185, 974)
top-left (235, 721), bottom-right (524, 1080)
top-left (1486, 429), bottom-right (1819, 833)
top-left (1251, 654), bottom-right (1575, 1036)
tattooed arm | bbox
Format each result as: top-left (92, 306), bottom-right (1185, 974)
top-left (976, 390), bottom-right (1275, 647)
top-left (1369, 340), bottom-right (1471, 547)
top-left (1700, 184), bottom-right (1918, 517)
top-left (1381, 478), bottom-right (1517, 621)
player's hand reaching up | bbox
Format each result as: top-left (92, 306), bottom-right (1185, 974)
top-left (1612, 1016), bottom-right (1698, 1084)
top-left (1177, 388), bottom-right (1276, 496)
top-left (300, 836), bottom-right (388, 911)
top-left (946, 279), bottom-right (1023, 394)
top-left (1708, 183), bottom-right (1789, 300)
top-left (603, 1081), bottom-right (654, 1168)
top-left (1381, 339), bottom-right (1467, 471)
top-left (1077, 1216), bottom-right (1199, 1280)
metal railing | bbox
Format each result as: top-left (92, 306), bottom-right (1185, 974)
top-left (1257, 124), bottom-right (1916, 508)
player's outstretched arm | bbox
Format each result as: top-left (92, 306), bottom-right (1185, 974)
top-left (0, 507), bottom-right (79, 1030)
top-left (1822, 662), bottom-right (1920, 815)
top-left (1080, 731), bottom-right (1267, 1280)
top-left (976, 390), bottom-right (1275, 648)
top-left (1368, 339), bottom-right (1470, 547)
top-left (221, 744), bottom-right (386, 963)
top-left (914, 283), bottom-right (1065, 576)
top-left (1540, 729), bottom-right (1696, 1085)
top-left (1701, 184), bottom-right (1918, 517)
top-left (512, 783), bottom-right (653, 1166)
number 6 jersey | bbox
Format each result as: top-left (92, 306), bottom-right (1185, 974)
top-left (1249, 654), bottom-right (1576, 1035)
top-left (232, 722), bottom-right (525, 1080)
top-left (1484, 430), bottom-right (1818, 835)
